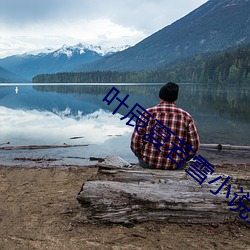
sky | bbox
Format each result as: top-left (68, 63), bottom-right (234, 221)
top-left (0, 0), bottom-right (208, 58)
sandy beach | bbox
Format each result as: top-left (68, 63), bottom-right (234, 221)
top-left (0, 164), bottom-right (250, 250)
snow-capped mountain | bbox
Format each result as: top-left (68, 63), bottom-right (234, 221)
top-left (51, 43), bottom-right (130, 58)
top-left (0, 43), bottom-right (130, 81)
top-left (29, 43), bottom-right (130, 58)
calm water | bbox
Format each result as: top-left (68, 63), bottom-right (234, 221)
top-left (0, 83), bottom-right (249, 167)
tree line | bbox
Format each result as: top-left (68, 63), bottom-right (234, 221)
top-left (33, 43), bottom-right (250, 85)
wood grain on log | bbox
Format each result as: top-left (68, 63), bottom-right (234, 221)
top-left (77, 165), bottom-right (250, 224)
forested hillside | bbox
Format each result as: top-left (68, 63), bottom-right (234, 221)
top-left (75, 0), bottom-right (250, 72)
top-left (151, 43), bottom-right (250, 84)
top-left (0, 66), bottom-right (25, 83)
top-left (33, 43), bottom-right (250, 85)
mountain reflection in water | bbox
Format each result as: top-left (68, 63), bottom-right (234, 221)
top-left (0, 83), bottom-right (249, 166)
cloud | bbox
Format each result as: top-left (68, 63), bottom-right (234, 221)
top-left (0, 0), bottom-right (207, 31)
top-left (0, 0), bottom-right (208, 57)
top-left (0, 17), bottom-right (145, 57)
top-left (0, 0), bottom-right (71, 25)
top-left (0, 107), bottom-right (132, 145)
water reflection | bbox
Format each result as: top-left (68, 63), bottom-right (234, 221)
top-left (0, 83), bottom-right (249, 166)
top-left (33, 83), bottom-right (250, 122)
top-left (0, 107), bottom-right (132, 145)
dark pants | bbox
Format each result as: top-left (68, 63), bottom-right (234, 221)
top-left (138, 158), bottom-right (187, 170)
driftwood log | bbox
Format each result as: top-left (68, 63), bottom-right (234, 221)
top-left (0, 144), bottom-right (88, 151)
top-left (200, 143), bottom-right (250, 151)
top-left (77, 158), bottom-right (250, 225)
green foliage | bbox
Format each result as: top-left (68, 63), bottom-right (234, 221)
top-left (32, 71), bottom-right (152, 83)
top-left (152, 43), bottom-right (250, 85)
top-left (33, 43), bottom-right (250, 85)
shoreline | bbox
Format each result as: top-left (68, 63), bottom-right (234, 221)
top-left (1, 161), bottom-right (250, 170)
top-left (0, 164), bottom-right (250, 249)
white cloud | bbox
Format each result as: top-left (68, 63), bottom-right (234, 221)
top-left (0, 18), bottom-right (145, 57)
top-left (0, 0), bottom-right (208, 58)
top-left (0, 107), bottom-right (132, 145)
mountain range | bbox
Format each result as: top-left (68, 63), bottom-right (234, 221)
top-left (75, 0), bottom-right (250, 72)
top-left (0, 0), bottom-right (249, 82)
top-left (0, 66), bottom-right (24, 83)
top-left (0, 44), bottom-right (129, 82)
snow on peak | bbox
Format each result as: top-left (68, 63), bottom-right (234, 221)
top-left (20, 43), bottom-right (130, 59)
top-left (26, 47), bottom-right (55, 56)
top-left (51, 43), bottom-right (130, 58)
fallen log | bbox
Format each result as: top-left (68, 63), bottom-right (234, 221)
top-left (200, 143), bottom-right (250, 151)
top-left (77, 161), bottom-right (250, 225)
top-left (0, 144), bottom-right (89, 151)
top-left (69, 136), bottom-right (84, 140)
top-left (0, 141), bottom-right (10, 146)
top-left (14, 157), bottom-right (57, 162)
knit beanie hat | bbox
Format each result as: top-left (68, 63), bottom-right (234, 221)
top-left (159, 82), bottom-right (179, 102)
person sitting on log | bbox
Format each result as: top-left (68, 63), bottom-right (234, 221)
top-left (130, 82), bottom-right (200, 170)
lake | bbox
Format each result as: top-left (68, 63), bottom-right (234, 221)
top-left (0, 83), bottom-right (250, 167)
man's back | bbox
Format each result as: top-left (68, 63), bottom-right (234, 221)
top-left (130, 83), bottom-right (200, 170)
